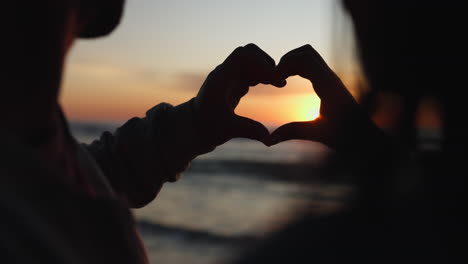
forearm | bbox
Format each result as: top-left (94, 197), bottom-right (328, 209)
top-left (85, 102), bottom-right (200, 208)
top-left (162, 98), bottom-right (219, 172)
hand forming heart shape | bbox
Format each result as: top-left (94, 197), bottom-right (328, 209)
top-left (192, 44), bottom-right (379, 154)
top-left (266, 44), bottom-right (375, 151)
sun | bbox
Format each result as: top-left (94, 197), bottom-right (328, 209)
top-left (307, 107), bottom-right (321, 120)
top-left (295, 94), bottom-right (321, 121)
top-left (232, 76), bottom-right (322, 126)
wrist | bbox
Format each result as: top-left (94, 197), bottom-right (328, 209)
top-left (163, 98), bottom-right (217, 174)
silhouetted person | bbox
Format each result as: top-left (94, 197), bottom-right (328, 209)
top-left (0, 1), bottom-right (286, 262)
top-left (234, 0), bottom-right (464, 263)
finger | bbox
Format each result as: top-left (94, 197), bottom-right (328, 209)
top-left (277, 44), bottom-right (322, 80)
top-left (240, 47), bottom-right (278, 86)
top-left (266, 121), bottom-right (323, 146)
top-left (230, 90), bottom-right (247, 109)
top-left (244, 43), bottom-right (276, 68)
top-left (277, 45), bottom-right (344, 101)
top-left (277, 50), bottom-right (307, 80)
top-left (281, 44), bottom-right (326, 66)
top-left (280, 44), bottom-right (313, 61)
top-left (224, 45), bottom-right (284, 87)
top-left (244, 43), bottom-right (286, 87)
top-left (277, 44), bottom-right (333, 80)
top-left (228, 115), bottom-right (270, 144)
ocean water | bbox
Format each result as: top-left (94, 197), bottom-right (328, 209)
top-left (69, 121), bottom-right (356, 264)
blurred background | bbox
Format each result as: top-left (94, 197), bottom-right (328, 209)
top-left (63, 0), bottom-right (440, 263)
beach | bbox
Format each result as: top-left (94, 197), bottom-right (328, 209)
top-left (70, 120), bottom-right (352, 263)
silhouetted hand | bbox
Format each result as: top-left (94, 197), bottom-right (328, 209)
top-left (163, 44), bottom-right (285, 176)
top-left (194, 43), bottom-right (285, 146)
top-left (267, 45), bottom-right (381, 151)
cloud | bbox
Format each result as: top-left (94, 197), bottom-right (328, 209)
top-left (172, 72), bottom-right (206, 92)
top-left (68, 62), bottom-right (159, 82)
top-left (66, 62), bottom-right (318, 101)
top-left (168, 72), bottom-right (315, 96)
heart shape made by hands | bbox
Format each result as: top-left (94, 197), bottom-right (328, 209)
top-left (198, 44), bottom-right (364, 149)
top-left (235, 76), bottom-right (321, 133)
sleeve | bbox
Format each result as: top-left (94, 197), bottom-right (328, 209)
top-left (85, 98), bottom-right (211, 208)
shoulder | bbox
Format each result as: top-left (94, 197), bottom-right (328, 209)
top-left (0, 136), bottom-right (145, 263)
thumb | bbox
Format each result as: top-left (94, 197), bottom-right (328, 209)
top-left (266, 121), bottom-right (323, 146)
top-left (228, 115), bottom-right (270, 144)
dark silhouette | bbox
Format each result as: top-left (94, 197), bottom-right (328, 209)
top-left (234, 0), bottom-right (465, 263)
top-left (1, 0), bottom-right (464, 263)
top-left (0, 1), bottom-right (285, 263)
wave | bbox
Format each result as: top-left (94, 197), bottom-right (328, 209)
top-left (137, 220), bottom-right (257, 246)
top-left (187, 159), bottom-right (323, 183)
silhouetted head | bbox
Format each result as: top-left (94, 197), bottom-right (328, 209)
top-left (341, 0), bottom-right (462, 149)
top-left (77, 0), bottom-right (126, 38)
top-left (342, 0), bottom-right (454, 96)
top-left (3, 0), bottom-right (126, 146)
top-left (342, 0), bottom-right (420, 93)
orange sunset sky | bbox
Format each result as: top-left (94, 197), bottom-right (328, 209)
top-left (61, 0), bottom-right (364, 128)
